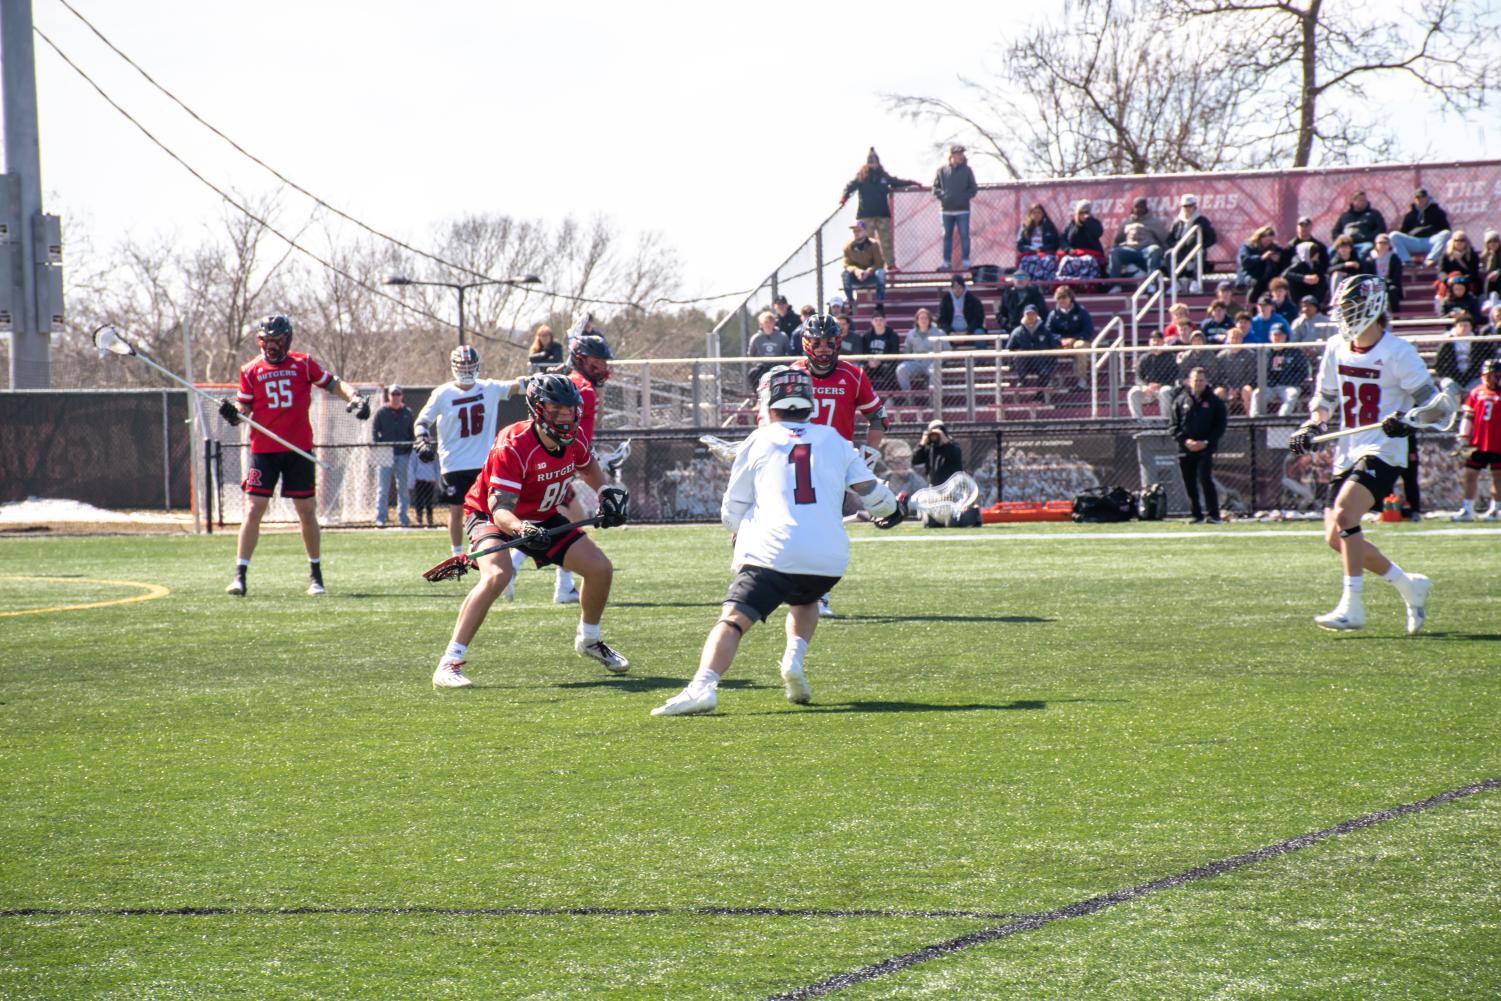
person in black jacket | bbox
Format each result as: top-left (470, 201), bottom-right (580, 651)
top-left (372, 385), bottom-right (416, 527)
top-left (1169, 366), bottom-right (1227, 522)
top-left (912, 420), bottom-right (964, 486)
top-left (996, 270), bottom-right (1047, 334)
top-left (1435, 311), bottom-right (1495, 389)
top-left (1330, 191), bottom-right (1388, 258)
top-left (528, 324), bottom-right (564, 372)
top-left (772, 295), bottom-right (802, 338)
top-left (839, 148), bottom-right (918, 261)
top-left (1388, 187), bottom-right (1452, 266)
top-left (937, 274), bottom-right (988, 348)
top-left (1166, 194), bottom-right (1217, 291)
top-left (1015, 202), bottom-right (1060, 281)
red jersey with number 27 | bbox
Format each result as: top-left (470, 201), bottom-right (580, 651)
top-left (1466, 386), bottom-right (1501, 453)
top-left (464, 420), bottom-right (593, 522)
top-left (791, 358), bottom-right (882, 442)
top-left (235, 352), bottom-right (333, 453)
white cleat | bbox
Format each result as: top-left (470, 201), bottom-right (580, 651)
top-left (1402, 574), bottom-right (1431, 635)
top-left (306, 579), bottom-right (326, 596)
top-left (1315, 603), bottom-right (1365, 632)
top-left (1451, 509), bottom-right (1474, 522)
top-left (554, 585), bottom-right (580, 605)
top-left (817, 595), bottom-right (834, 619)
top-left (432, 660), bottom-right (473, 689)
top-left (502, 578), bottom-right (515, 602)
top-left (576, 636), bottom-right (630, 674)
top-left (780, 663), bottom-right (812, 705)
top-left (225, 576), bottom-right (245, 597)
top-left (1484, 508), bottom-right (1499, 521)
top-left (652, 686), bottom-right (717, 716)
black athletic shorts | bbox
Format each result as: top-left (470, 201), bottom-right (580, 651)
top-left (1465, 449), bottom-right (1501, 471)
top-left (464, 510), bottom-right (586, 569)
top-left (243, 450), bottom-right (316, 499)
top-left (723, 564), bottom-right (841, 622)
top-left (1326, 456), bottom-right (1402, 511)
top-left (442, 468), bottom-right (481, 504)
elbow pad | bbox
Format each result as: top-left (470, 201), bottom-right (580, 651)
top-left (859, 482), bottom-right (898, 519)
top-left (1310, 390), bottom-right (1338, 415)
top-left (869, 405), bottom-right (890, 432)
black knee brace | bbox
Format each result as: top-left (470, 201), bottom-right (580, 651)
top-left (717, 618), bottom-right (744, 636)
top-left (1338, 525), bottom-right (1362, 539)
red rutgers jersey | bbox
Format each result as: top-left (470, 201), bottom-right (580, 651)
top-left (565, 369), bottom-right (598, 443)
top-left (464, 420), bottom-right (593, 522)
top-left (1467, 386), bottom-right (1501, 454)
top-left (791, 358), bottom-right (882, 442)
top-left (235, 352), bottom-right (333, 454)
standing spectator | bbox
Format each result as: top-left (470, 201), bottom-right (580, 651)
top-left (1248, 295), bottom-right (1291, 343)
top-left (1438, 273), bottom-right (1484, 326)
top-left (1127, 331), bottom-right (1180, 420)
top-left (1166, 193), bottom-right (1217, 292)
top-left (1058, 199), bottom-right (1106, 282)
top-left (1387, 187), bottom-right (1452, 266)
top-left (1282, 241), bottom-right (1329, 307)
top-left (1108, 196), bottom-right (1169, 287)
top-left (862, 308), bottom-right (901, 392)
top-left (528, 324), bottom-right (564, 371)
top-left (747, 310), bottom-right (791, 388)
top-left (1267, 277), bottom-right (1298, 324)
top-left (1169, 366), bottom-right (1227, 523)
top-left (996, 269), bottom-right (1046, 333)
top-left (839, 147), bottom-right (918, 258)
top-left (1364, 233), bottom-right (1406, 313)
top-left (1200, 300), bottom-right (1235, 342)
top-left (933, 144), bottom-right (978, 271)
top-left (772, 295), bottom-right (802, 338)
top-left (1015, 202), bottom-right (1060, 282)
top-left (1330, 190), bottom-right (1388, 257)
top-left (1006, 304), bottom-right (1060, 385)
top-left (1237, 226), bottom-right (1287, 302)
top-left (937, 274), bottom-right (988, 349)
top-left (1326, 235), bottom-right (1364, 303)
top-left (1480, 230), bottom-right (1501, 304)
top-left (373, 384), bottom-right (415, 528)
top-left (1435, 231), bottom-right (1482, 291)
top-left (1213, 323), bottom-right (1259, 414)
top-left (1291, 295), bottom-right (1329, 343)
top-left (1435, 311), bottom-right (1494, 389)
top-left (1253, 327), bottom-right (1309, 416)
top-left (841, 220), bottom-right (886, 304)
top-left (897, 307), bottom-right (941, 393)
top-left (912, 419), bottom-right (964, 485)
top-left (410, 446), bottom-right (438, 528)
top-left (1042, 285), bottom-right (1093, 347)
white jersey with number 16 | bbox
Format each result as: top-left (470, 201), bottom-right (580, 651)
top-left (413, 378), bottom-right (517, 475)
top-left (1313, 331), bottom-right (1432, 474)
top-left (722, 421), bottom-right (874, 578)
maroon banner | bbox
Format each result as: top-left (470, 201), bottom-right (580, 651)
top-left (890, 160), bottom-right (1501, 273)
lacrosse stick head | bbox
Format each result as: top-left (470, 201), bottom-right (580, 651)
top-left (699, 434), bottom-right (743, 463)
top-left (906, 471), bottom-right (980, 525)
top-left (92, 325), bottom-right (136, 359)
top-left (599, 438), bottom-right (632, 476)
top-left (1405, 378), bottom-right (1464, 431)
top-left (423, 554), bottom-right (476, 583)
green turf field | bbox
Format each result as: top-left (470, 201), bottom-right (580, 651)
top-left (2, 522), bottom-right (1499, 999)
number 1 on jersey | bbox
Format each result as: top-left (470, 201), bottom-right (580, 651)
top-left (788, 443), bottom-right (816, 504)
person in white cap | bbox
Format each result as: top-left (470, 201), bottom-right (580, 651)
top-left (1167, 194), bottom-right (1217, 294)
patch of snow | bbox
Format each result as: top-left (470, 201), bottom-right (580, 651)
top-left (0, 498), bottom-right (186, 524)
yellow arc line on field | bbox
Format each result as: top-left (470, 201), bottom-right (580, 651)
top-left (0, 576), bottom-right (170, 617)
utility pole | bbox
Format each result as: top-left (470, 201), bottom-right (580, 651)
top-left (2, 0), bottom-right (62, 389)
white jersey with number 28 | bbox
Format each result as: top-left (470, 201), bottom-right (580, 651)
top-left (1313, 331), bottom-right (1432, 473)
top-left (722, 420), bottom-right (875, 578)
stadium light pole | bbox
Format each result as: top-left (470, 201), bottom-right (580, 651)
top-left (383, 273), bottom-right (542, 347)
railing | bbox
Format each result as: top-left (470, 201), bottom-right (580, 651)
top-left (1089, 316), bottom-right (1126, 419)
top-left (1166, 224), bottom-right (1204, 309)
top-left (1128, 270), bottom-right (1167, 345)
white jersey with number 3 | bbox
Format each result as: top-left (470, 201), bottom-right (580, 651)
top-left (722, 421), bottom-right (874, 578)
top-left (1313, 331), bottom-right (1432, 473)
top-left (413, 378), bottom-right (517, 474)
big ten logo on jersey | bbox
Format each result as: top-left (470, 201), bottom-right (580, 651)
top-left (453, 395), bottom-right (485, 437)
top-left (535, 462), bottom-right (577, 511)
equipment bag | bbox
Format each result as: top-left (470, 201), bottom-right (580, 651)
top-left (1071, 486), bottom-right (1136, 523)
top-left (1135, 484), bottom-right (1166, 521)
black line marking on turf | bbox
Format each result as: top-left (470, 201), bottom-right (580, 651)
top-left (767, 776), bottom-right (1501, 1000)
top-left (0, 905), bottom-right (1024, 921)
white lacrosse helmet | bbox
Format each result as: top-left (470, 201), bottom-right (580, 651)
top-left (450, 345), bottom-right (480, 386)
top-left (1332, 274), bottom-right (1387, 341)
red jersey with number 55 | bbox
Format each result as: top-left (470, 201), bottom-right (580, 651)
top-left (464, 420), bottom-right (593, 522)
top-left (791, 358), bottom-right (882, 442)
top-left (236, 352), bottom-right (333, 454)
top-left (1466, 385), bottom-right (1501, 453)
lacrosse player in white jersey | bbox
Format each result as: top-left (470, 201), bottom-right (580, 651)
top-left (653, 367), bottom-right (904, 717)
top-left (1288, 275), bottom-right (1454, 633)
top-left (413, 345), bottom-right (525, 561)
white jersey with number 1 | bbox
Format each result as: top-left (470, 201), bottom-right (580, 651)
top-left (722, 421), bottom-right (875, 578)
top-left (1313, 330), bottom-right (1432, 474)
top-left (414, 378), bottom-right (517, 475)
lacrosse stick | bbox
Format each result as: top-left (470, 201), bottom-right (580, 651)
top-left (1311, 379), bottom-right (1464, 443)
top-left (421, 516), bottom-right (599, 582)
top-left (598, 438), bottom-right (632, 480)
top-left (699, 434), bottom-right (746, 463)
top-left (92, 324), bottom-right (324, 467)
top-left (906, 471), bottom-right (980, 524)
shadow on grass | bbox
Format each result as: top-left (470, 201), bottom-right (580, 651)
top-left (736, 697), bottom-right (1106, 716)
top-left (829, 614), bottom-right (1053, 625)
top-left (556, 676), bottom-right (761, 693)
top-left (1421, 632), bottom-right (1501, 642)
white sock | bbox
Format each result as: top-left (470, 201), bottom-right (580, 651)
top-left (690, 666), bottom-right (721, 691)
top-left (578, 620), bottom-right (601, 643)
top-left (451, 544), bottom-right (464, 556)
top-left (1342, 575), bottom-right (1363, 597)
top-left (511, 549), bottom-right (526, 572)
top-left (443, 640), bottom-right (467, 662)
top-left (309, 556), bottom-right (320, 565)
top-left (236, 558), bottom-right (249, 568)
top-left (556, 568), bottom-right (575, 590)
top-left (1382, 563), bottom-right (1410, 590)
top-left (781, 636), bottom-right (809, 672)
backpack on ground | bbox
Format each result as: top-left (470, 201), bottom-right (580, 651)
top-left (1071, 486), bottom-right (1135, 523)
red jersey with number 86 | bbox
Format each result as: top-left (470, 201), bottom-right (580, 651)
top-left (464, 420), bottom-right (593, 522)
top-left (236, 352), bottom-right (333, 453)
top-left (1466, 385), bottom-right (1501, 453)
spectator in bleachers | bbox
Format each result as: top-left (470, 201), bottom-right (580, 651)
top-left (1438, 273), bottom-right (1485, 327)
top-left (1436, 231), bottom-right (1482, 291)
top-left (841, 220), bottom-right (887, 304)
top-left (1435, 311), bottom-right (1494, 390)
top-left (1483, 303), bottom-right (1501, 362)
top-left (1248, 294), bottom-right (1291, 343)
top-left (1212, 324), bottom-right (1259, 414)
top-left (1127, 330), bottom-right (1180, 420)
top-left (1326, 235), bottom-right (1364, 302)
top-left (1291, 295), bottom-right (1329, 343)
top-left (1015, 203), bottom-right (1060, 282)
top-left (835, 312), bottom-right (861, 356)
top-left (1364, 233), bottom-right (1405, 313)
top-left (1267, 277), bottom-right (1298, 324)
top-left (1253, 326), bottom-right (1309, 417)
top-left (1282, 241), bottom-right (1329, 307)
top-left (1169, 366), bottom-right (1227, 523)
top-left (1238, 226), bottom-right (1287, 302)
top-left (862, 308), bottom-right (901, 392)
top-left (1330, 190), bottom-right (1388, 258)
top-left (1388, 187), bottom-right (1452, 267)
top-left (1058, 200), bottom-right (1106, 282)
top-left (839, 148), bottom-right (918, 258)
top-left (933, 144), bottom-right (978, 272)
top-left (1167, 194), bottom-right (1217, 292)
top-left (773, 295), bottom-right (801, 338)
top-left (1108, 196), bottom-right (1169, 288)
top-left (1478, 229), bottom-right (1501, 305)
top-left (1042, 285), bottom-right (1093, 348)
top-left (799, 304), bottom-right (817, 327)
top-left (1200, 300), bottom-right (1234, 342)
top-left (1163, 302), bottom-right (1195, 344)
top-left (938, 274), bottom-right (988, 348)
top-left (897, 307), bottom-right (940, 392)
top-left (1177, 329), bottom-right (1212, 370)
top-left (746, 310), bottom-right (791, 388)
top-left (1211, 279), bottom-right (1238, 313)
top-left (1006, 303), bottom-right (1060, 384)
top-left (996, 270), bottom-right (1046, 333)
top-left (1292, 216), bottom-right (1329, 271)
top-left (528, 324), bottom-right (563, 371)
top-left (827, 294), bottom-right (851, 317)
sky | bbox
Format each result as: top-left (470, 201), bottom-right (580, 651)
top-left (23, 0), bottom-right (1501, 310)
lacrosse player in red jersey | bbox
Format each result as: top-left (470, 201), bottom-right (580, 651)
top-left (541, 326), bottom-right (615, 604)
top-left (1288, 275), bottom-right (1455, 633)
top-left (432, 374), bottom-right (631, 689)
top-left (1452, 358), bottom-right (1501, 521)
top-left (221, 314), bottom-right (369, 597)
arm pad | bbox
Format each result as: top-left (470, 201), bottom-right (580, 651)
top-left (856, 481), bottom-right (898, 519)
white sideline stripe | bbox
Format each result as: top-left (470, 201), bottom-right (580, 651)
top-left (852, 527), bottom-right (1501, 543)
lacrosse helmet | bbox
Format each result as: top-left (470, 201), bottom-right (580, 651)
top-left (764, 366), bottom-right (814, 416)
top-left (1484, 357), bottom-right (1500, 390)
top-left (568, 332), bottom-right (614, 386)
top-left (799, 314), bottom-right (841, 376)
top-left (1332, 274), bottom-right (1387, 341)
top-left (450, 345), bottom-right (480, 387)
top-left (256, 314), bottom-right (294, 365)
top-left (525, 373), bottom-right (584, 445)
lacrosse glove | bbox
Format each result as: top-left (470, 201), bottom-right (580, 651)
top-left (415, 435), bottom-right (437, 463)
top-left (597, 486), bottom-right (630, 528)
top-left (1288, 419), bottom-right (1326, 456)
top-left (347, 395), bottom-right (371, 420)
top-left (515, 521), bottom-right (552, 556)
top-left (218, 399), bottom-right (243, 426)
top-left (1381, 414), bottom-right (1413, 438)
